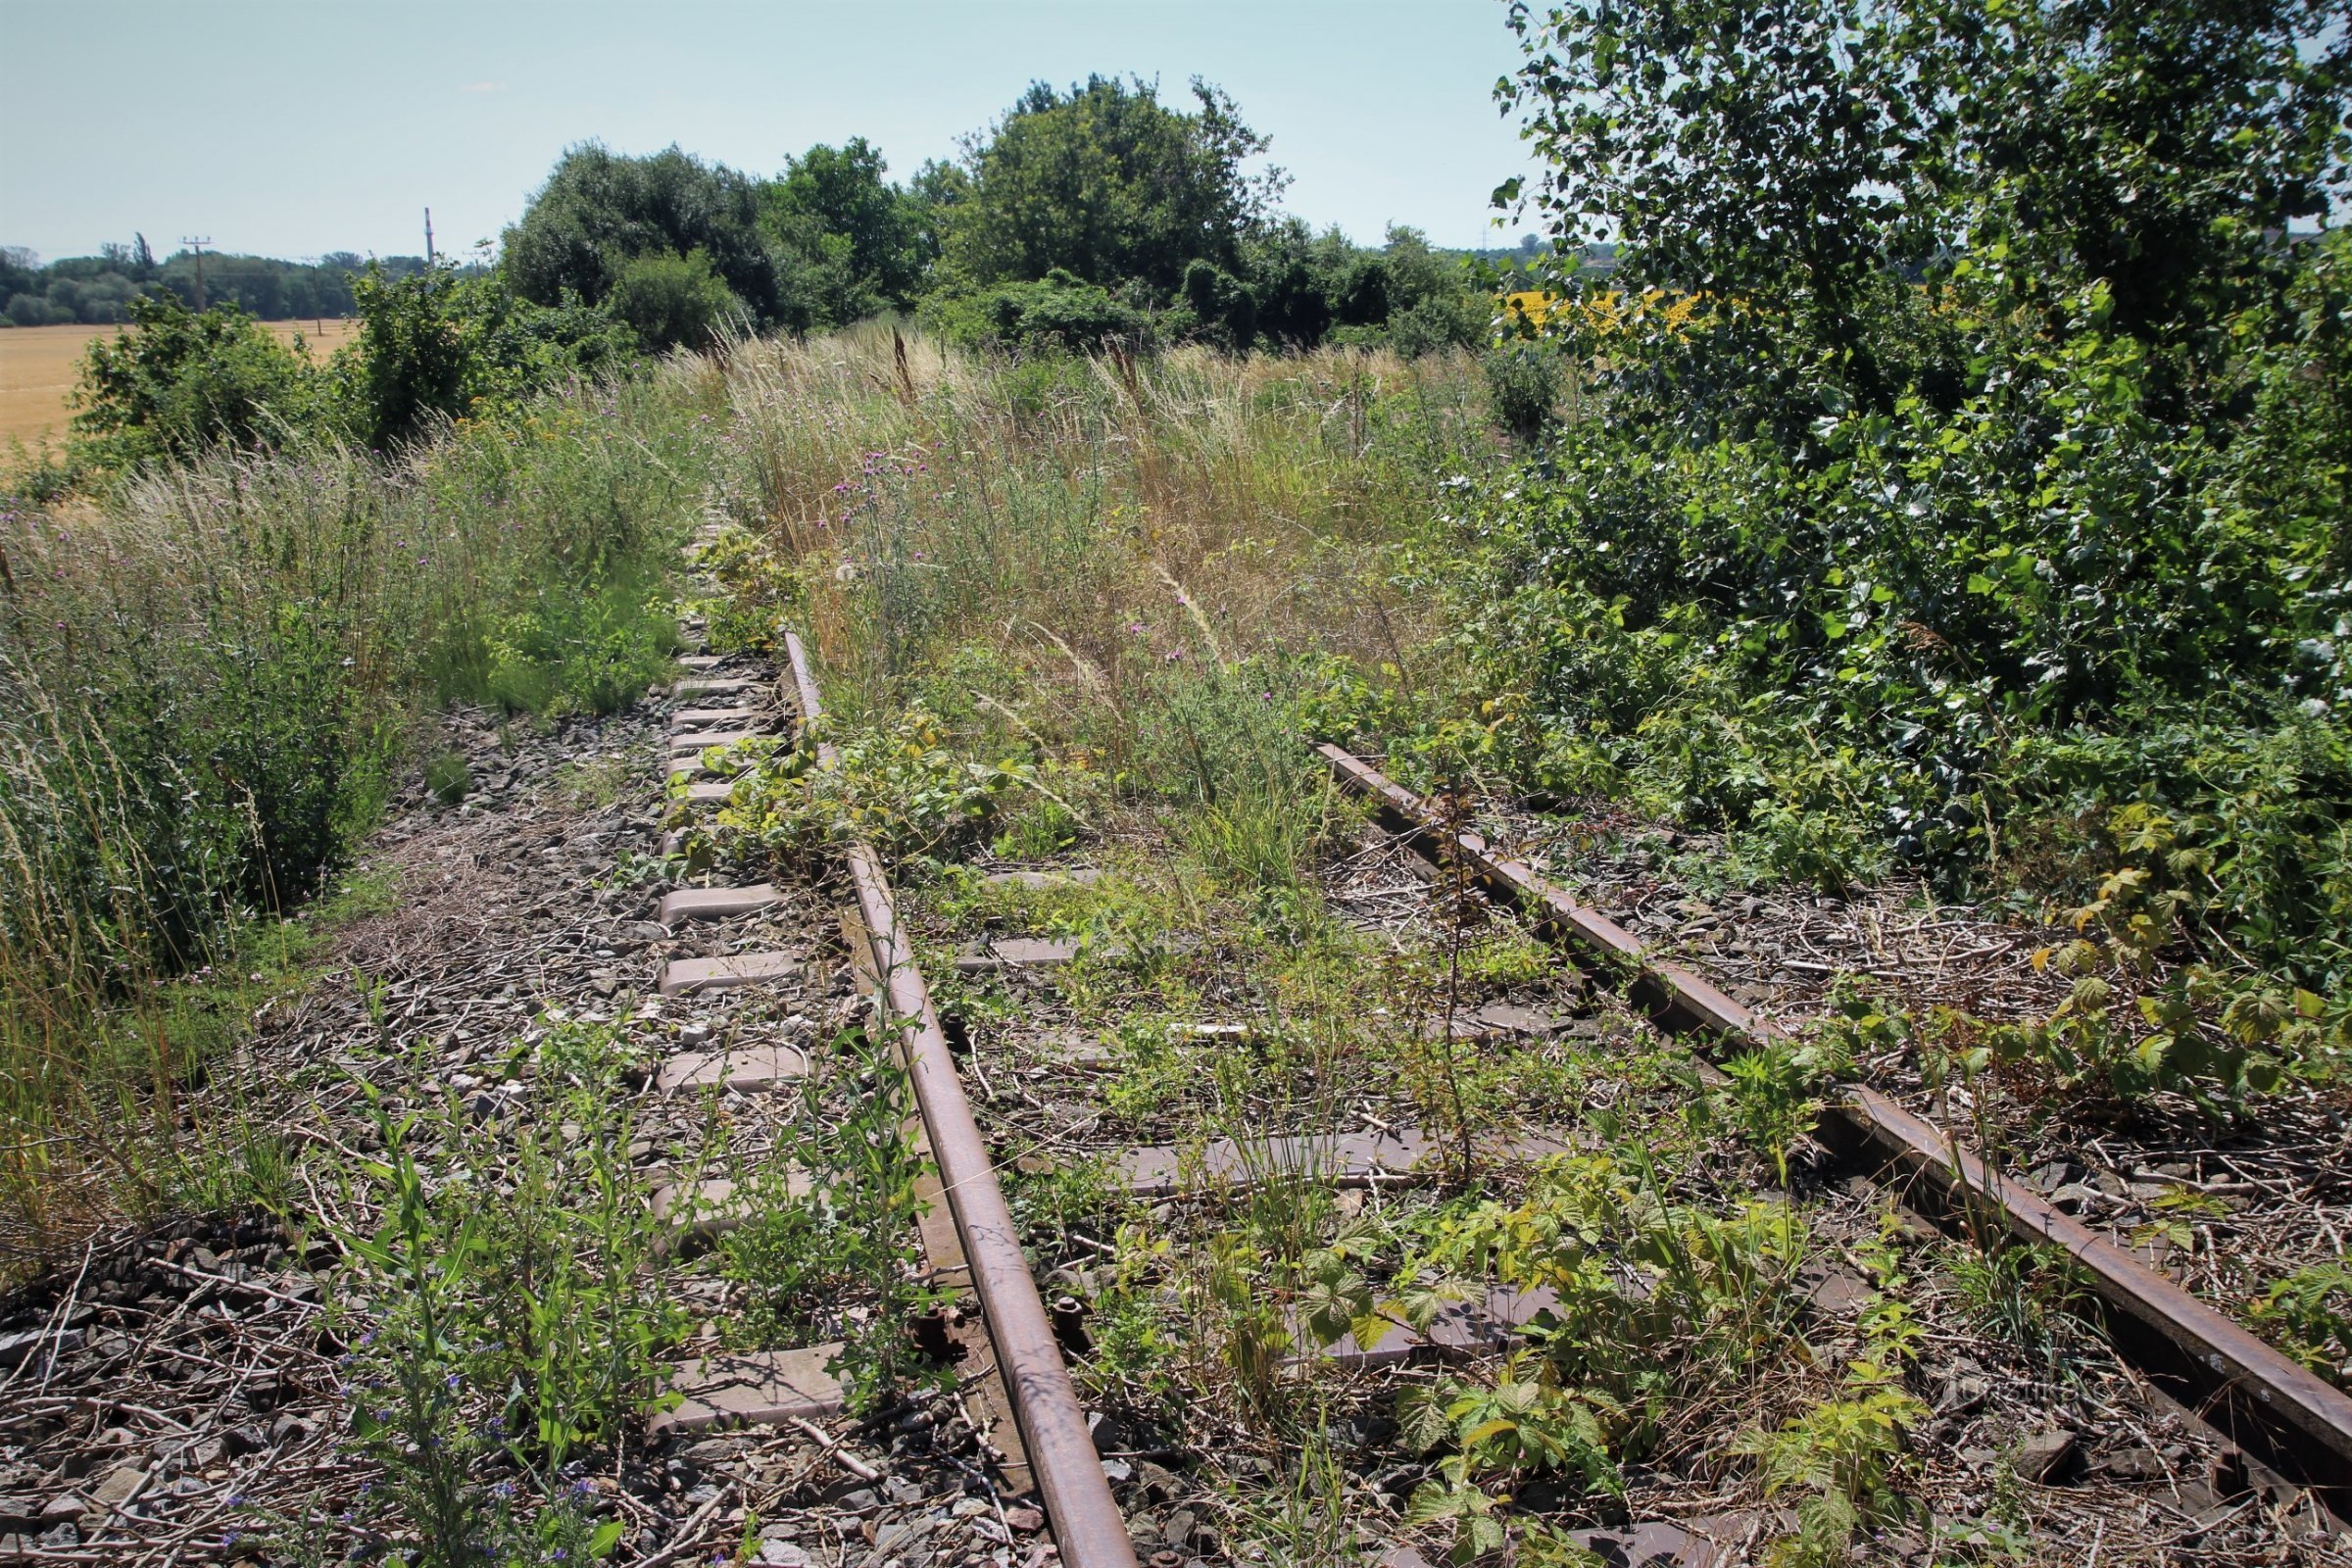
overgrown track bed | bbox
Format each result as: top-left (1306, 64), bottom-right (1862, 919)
top-left (0, 601), bottom-right (1080, 1562)
top-left (1405, 783), bottom-right (2352, 1424)
top-left (710, 634), bottom-right (2352, 1565)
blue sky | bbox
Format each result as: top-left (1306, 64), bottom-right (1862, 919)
top-left (0, 0), bottom-right (1544, 264)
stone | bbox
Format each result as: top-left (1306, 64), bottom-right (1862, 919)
top-left (660, 952), bottom-right (805, 997)
top-left (2097, 1446), bottom-right (2166, 1482)
top-left (669, 729), bottom-right (762, 753)
top-left (659, 884), bottom-right (784, 924)
top-left (675, 706), bottom-right (762, 727)
top-left (2014, 1429), bottom-right (2076, 1483)
top-left (1118, 1127), bottom-right (1571, 1199)
top-left (758, 1544), bottom-right (811, 1567)
top-left (657, 1044), bottom-right (809, 1094)
top-left (1470, 1002), bottom-right (1565, 1036)
top-left (88, 1463), bottom-right (145, 1512)
top-left (38, 1494), bottom-right (85, 1524)
top-left (650, 1347), bottom-right (847, 1436)
top-left (675, 675), bottom-right (760, 699)
top-left (1562, 1513), bottom-right (1765, 1568)
top-left (1003, 1506), bottom-right (1045, 1534)
top-left (649, 1171), bottom-right (814, 1238)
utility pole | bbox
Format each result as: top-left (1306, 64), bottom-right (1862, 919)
top-left (423, 208), bottom-right (434, 266)
top-left (181, 235), bottom-right (212, 310)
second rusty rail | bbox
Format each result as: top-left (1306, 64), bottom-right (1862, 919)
top-left (783, 630), bottom-right (1139, 1568)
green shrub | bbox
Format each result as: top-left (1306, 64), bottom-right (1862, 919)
top-left (69, 293), bottom-right (323, 466)
top-left (1482, 344), bottom-right (1561, 441)
top-left (919, 270), bottom-right (1152, 357)
top-left (606, 246), bottom-right (742, 351)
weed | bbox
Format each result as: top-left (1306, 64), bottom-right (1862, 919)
top-left (713, 1029), bottom-right (952, 1411)
top-left (425, 752), bottom-right (472, 805)
top-left (331, 1017), bottom-right (681, 1562)
top-left (2248, 1262), bottom-right (2352, 1387)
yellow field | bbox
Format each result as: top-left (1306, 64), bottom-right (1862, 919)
top-left (0, 318), bottom-right (362, 449)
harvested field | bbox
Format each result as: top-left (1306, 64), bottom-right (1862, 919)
top-left (0, 319), bottom-right (360, 448)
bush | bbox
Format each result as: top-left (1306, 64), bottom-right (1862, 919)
top-left (1483, 345), bottom-right (1561, 441)
top-left (919, 270), bottom-right (1152, 357)
top-left (606, 246), bottom-right (741, 351)
top-left (68, 293), bottom-right (322, 465)
top-left (337, 264), bottom-right (635, 449)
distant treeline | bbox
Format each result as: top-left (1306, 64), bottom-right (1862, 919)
top-left (19, 74), bottom-right (1586, 481)
top-left (0, 241), bottom-right (438, 326)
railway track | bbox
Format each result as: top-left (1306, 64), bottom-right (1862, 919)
top-left (6, 551), bottom-right (2345, 1562)
top-left (638, 587), bottom-right (2352, 1564)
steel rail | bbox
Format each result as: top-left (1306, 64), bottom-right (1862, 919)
top-left (784, 631), bottom-right (1139, 1568)
top-left (1318, 741), bottom-right (2352, 1506)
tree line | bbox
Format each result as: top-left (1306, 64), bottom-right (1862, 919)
top-left (1, 242), bottom-right (436, 327)
top-left (23, 74), bottom-right (1539, 480)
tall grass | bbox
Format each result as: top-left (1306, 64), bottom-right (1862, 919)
top-left (693, 322), bottom-right (1496, 738)
top-left (0, 376), bottom-right (706, 1270)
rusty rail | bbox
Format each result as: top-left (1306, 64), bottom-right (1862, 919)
top-left (1319, 741), bottom-right (2352, 1506)
top-left (785, 632), bottom-right (1139, 1568)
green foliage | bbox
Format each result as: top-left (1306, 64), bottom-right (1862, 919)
top-left (503, 143), bottom-right (787, 328)
top-left (68, 293), bottom-right (322, 465)
top-left (605, 246), bottom-right (741, 352)
top-left (692, 706), bottom-right (1020, 869)
top-left (761, 137), bottom-right (935, 319)
top-left (425, 752), bottom-right (472, 805)
top-left (1483, 344), bottom-right (1561, 442)
top-left (333, 1022), bottom-right (681, 1563)
top-left (940, 74), bottom-right (1285, 293)
top-left (920, 270), bottom-right (1152, 357)
top-left (1733, 1386), bottom-right (1926, 1568)
top-left (1411, 0), bottom-right (2352, 1074)
top-left (713, 1031), bottom-right (953, 1412)
top-left (1706, 1030), bottom-right (1850, 1186)
top-left (692, 528), bottom-right (808, 655)
top-left (339, 264), bottom-right (635, 449)
top-left (2248, 1263), bottom-right (2352, 1387)
top-left (481, 564), bottom-right (678, 718)
top-left (2, 239), bottom-right (408, 327)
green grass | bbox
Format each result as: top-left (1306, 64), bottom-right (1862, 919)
top-left (0, 373), bottom-right (701, 1273)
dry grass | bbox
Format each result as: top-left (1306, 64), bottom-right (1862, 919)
top-left (688, 321), bottom-right (1497, 723)
top-left (0, 318), bottom-right (362, 447)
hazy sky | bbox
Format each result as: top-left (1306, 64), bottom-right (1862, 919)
top-left (0, 0), bottom-right (1544, 265)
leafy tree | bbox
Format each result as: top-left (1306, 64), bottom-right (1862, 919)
top-left (503, 144), bottom-right (786, 326)
top-left (761, 137), bottom-right (933, 317)
top-left (1460, 0), bottom-right (2352, 992)
top-left (69, 293), bottom-right (322, 464)
top-left (605, 247), bottom-right (741, 351)
top-left (940, 74), bottom-right (1287, 293)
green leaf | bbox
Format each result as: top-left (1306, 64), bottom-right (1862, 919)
top-left (1965, 572), bottom-right (1996, 595)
